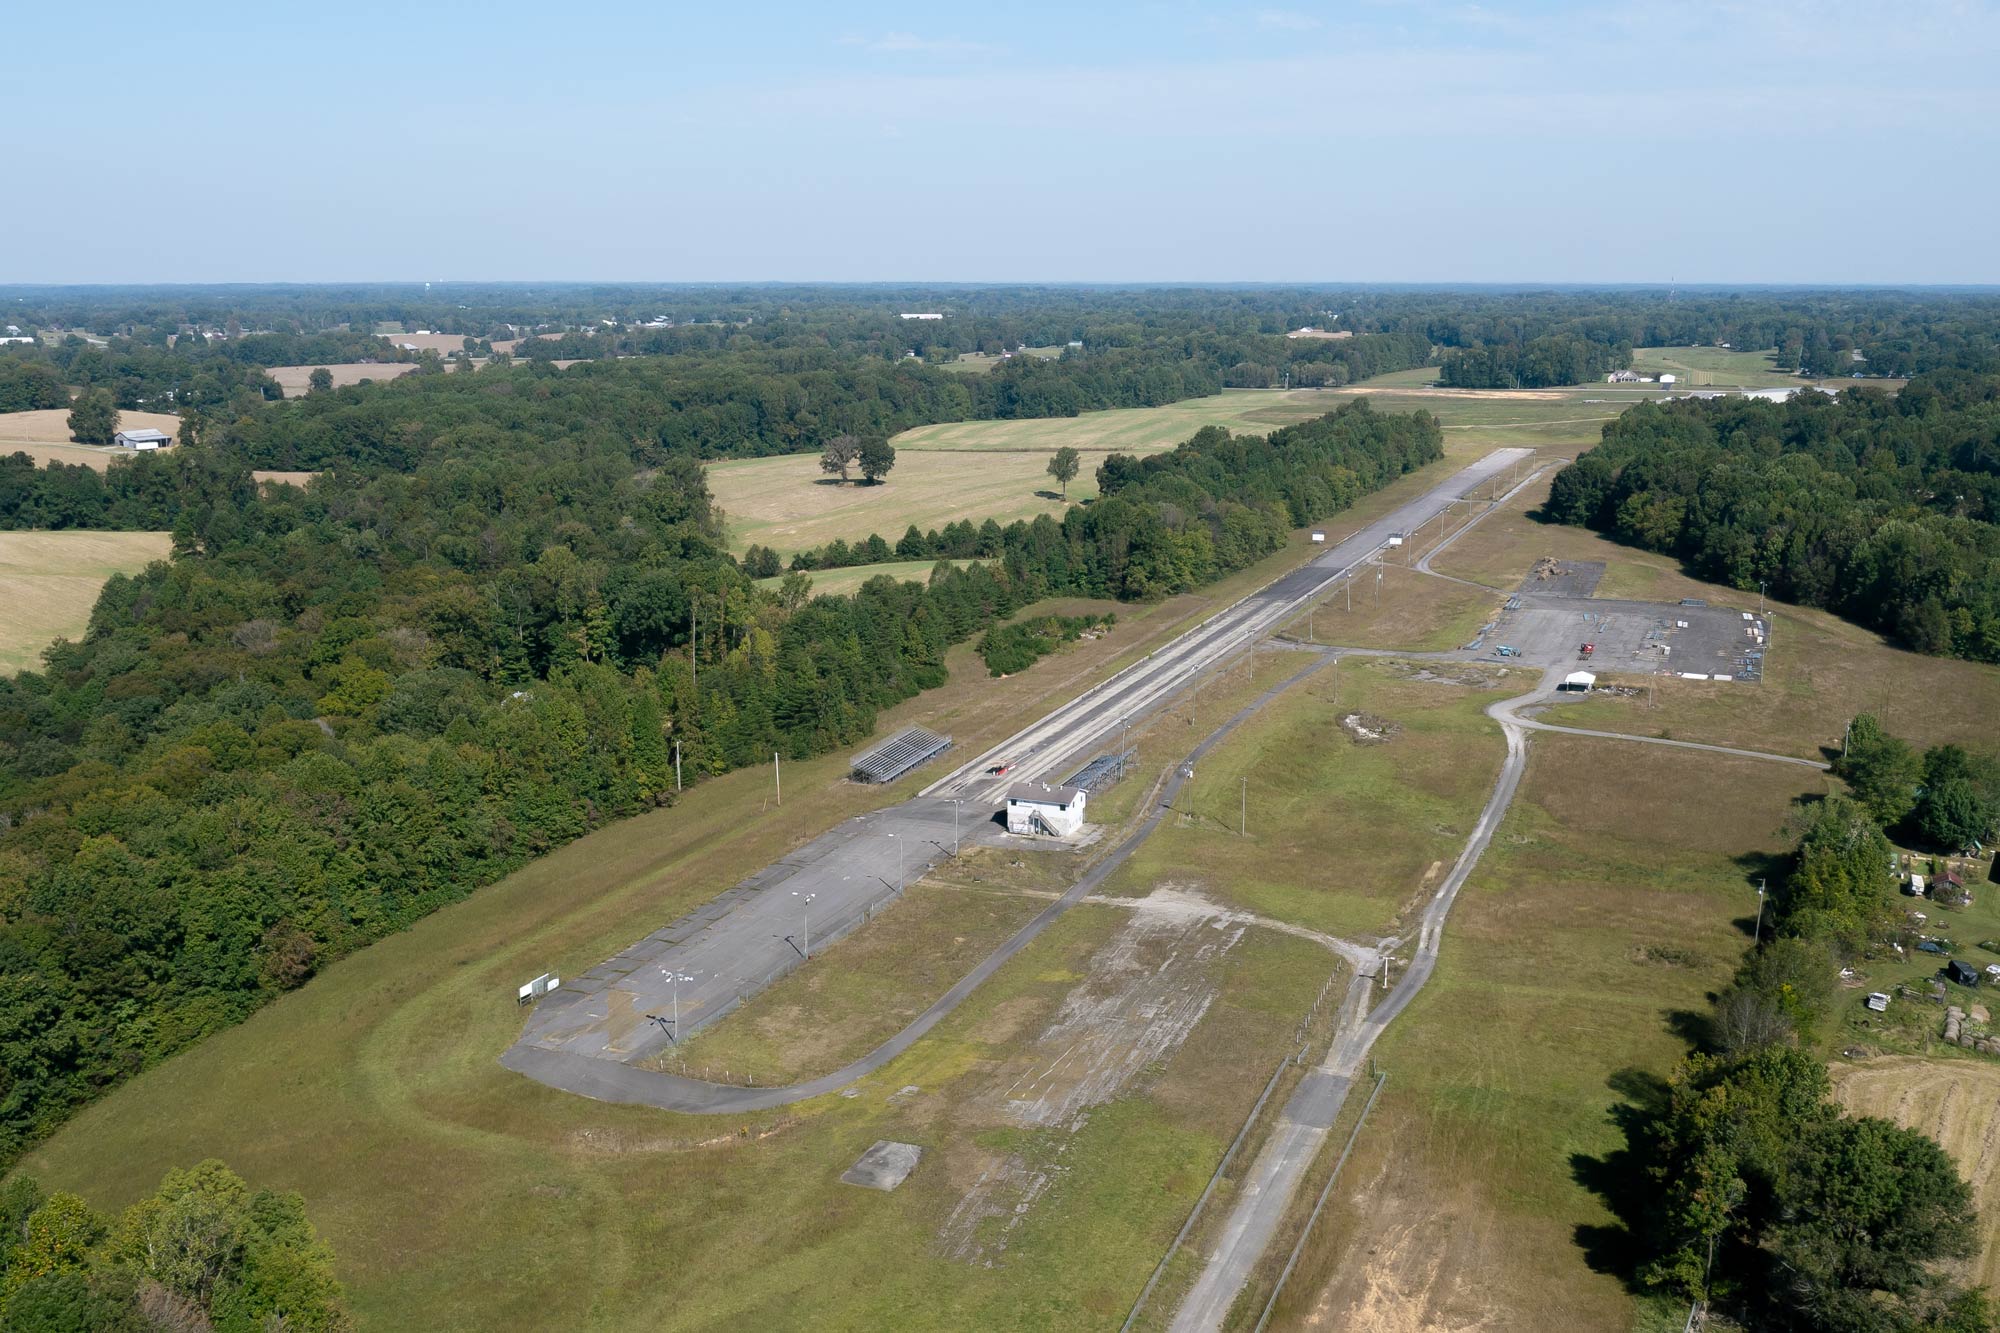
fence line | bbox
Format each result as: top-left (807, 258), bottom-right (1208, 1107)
top-left (1252, 1069), bottom-right (1388, 1333)
top-left (1122, 1049), bottom-right (1300, 1332)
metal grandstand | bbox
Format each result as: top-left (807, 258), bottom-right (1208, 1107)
top-left (851, 728), bottom-right (954, 784)
top-left (1065, 748), bottom-right (1137, 793)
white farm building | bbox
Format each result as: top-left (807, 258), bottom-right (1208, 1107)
top-left (114, 429), bottom-right (171, 450)
top-left (1006, 782), bottom-right (1087, 837)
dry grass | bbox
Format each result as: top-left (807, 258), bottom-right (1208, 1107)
top-left (0, 530), bottom-right (173, 673)
top-left (266, 363), bottom-right (418, 395)
top-left (1281, 736), bottom-right (1826, 1331)
top-left (0, 409), bottom-right (182, 470)
top-left (251, 470), bottom-right (321, 489)
top-left (1282, 565), bottom-right (1504, 654)
top-left (1831, 1058), bottom-right (2000, 1291)
top-left (710, 452), bottom-right (1083, 556)
top-left (892, 390), bottom-right (1340, 454)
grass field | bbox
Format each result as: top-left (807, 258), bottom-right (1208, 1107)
top-left (754, 558), bottom-right (971, 598)
top-left (710, 452), bottom-right (1084, 556)
top-left (1629, 345), bottom-right (1801, 387)
top-left (713, 383), bottom-right (1623, 559)
top-left (1278, 736), bottom-right (1829, 1330)
top-left (0, 530), bottom-right (173, 673)
top-left (1103, 657), bottom-right (1519, 941)
top-left (932, 346), bottom-right (1065, 374)
top-left (0, 408), bottom-right (182, 469)
top-left (267, 362), bottom-right (419, 395)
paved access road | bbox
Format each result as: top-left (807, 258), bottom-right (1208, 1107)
top-left (504, 451), bottom-right (1528, 1108)
top-left (1166, 669), bottom-right (1832, 1331)
top-left (925, 448), bottom-right (1536, 805)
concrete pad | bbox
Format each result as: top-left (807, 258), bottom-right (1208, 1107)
top-left (841, 1140), bottom-right (924, 1191)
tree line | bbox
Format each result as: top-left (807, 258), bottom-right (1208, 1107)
top-left (0, 1159), bottom-right (347, 1331)
top-left (1546, 371), bottom-right (2000, 660)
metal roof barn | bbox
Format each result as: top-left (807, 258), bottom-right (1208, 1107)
top-left (850, 728), bottom-right (953, 784)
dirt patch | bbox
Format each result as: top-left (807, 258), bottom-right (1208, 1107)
top-left (1519, 557), bottom-right (1605, 599)
top-left (937, 906), bottom-right (1242, 1264)
top-left (1341, 712), bottom-right (1401, 745)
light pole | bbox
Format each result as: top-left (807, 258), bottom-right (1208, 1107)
top-left (1759, 580), bottom-right (1767, 616)
top-left (1753, 879), bottom-right (1767, 944)
top-left (888, 831), bottom-right (904, 893)
top-left (948, 799), bottom-right (964, 855)
top-left (653, 967), bottom-right (698, 1043)
top-left (791, 890), bottom-right (816, 959)
top-left (674, 739), bottom-right (682, 792)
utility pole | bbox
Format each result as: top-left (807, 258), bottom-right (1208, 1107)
top-left (1240, 776), bottom-right (1247, 837)
top-left (773, 751), bottom-right (781, 806)
top-left (674, 739), bottom-right (683, 792)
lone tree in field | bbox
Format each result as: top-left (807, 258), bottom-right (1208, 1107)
top-left (308, 366), bottom-right (334, 394)
top-left (859, 436), bottom-right (897, 484)
top-left (820, 433), bottom-right (861, 482)
top-left (1047, 445), bottom-right (1081, 499)
top-left (67, 390), bottom-right (118, 444)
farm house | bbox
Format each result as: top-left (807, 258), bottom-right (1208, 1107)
top-left (1007, 782), bottom-right (1087, 837)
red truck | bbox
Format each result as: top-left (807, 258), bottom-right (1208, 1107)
top-left (1579, 642), bottom-right (1596, 659)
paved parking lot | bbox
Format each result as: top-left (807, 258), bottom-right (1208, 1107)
top-left (1457, 566), bottom-right (1769, 681)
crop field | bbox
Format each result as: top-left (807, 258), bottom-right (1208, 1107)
top-left (267, 362), bottom-right (419, 395)
top-left (374, 331), bottom-right (473, 354)
top-left (1832, 1059), bottom-right (2000, 1291)
top-left (0, 407), bottom-right (182, 469)
top-left (0, 530), bottom-right (173, 673)
top-left (1278, 735), bottom-right (1827, 1330)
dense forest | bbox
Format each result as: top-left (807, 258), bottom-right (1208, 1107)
top-left (0, 351), bottom-right (1436, 1167)
top-left (1546, 371), bottom-right (2000, 660)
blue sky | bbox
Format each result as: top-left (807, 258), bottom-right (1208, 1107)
top-left (6, 1), bottom-right (1996, 283)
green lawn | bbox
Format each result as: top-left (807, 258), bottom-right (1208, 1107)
top-left (1628, 344), bottom-right (1801, 387)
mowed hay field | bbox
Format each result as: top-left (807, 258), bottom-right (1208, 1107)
top-left (712, 383), bottom-right (1626, 558)
top-left (1832, 1059), bottom-right (2000, 1291)
top-left (267, 363), bottom-right (418, 395)
top-left (0, 531), bottom-right (173, 672)
top-left (1279, 736), bottom-right (1829, 1331)
top-left (0, 408), bottom-right (182, 469)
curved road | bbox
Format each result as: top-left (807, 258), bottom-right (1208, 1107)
top-left (1164, 668), bottom-right (1827, 1330)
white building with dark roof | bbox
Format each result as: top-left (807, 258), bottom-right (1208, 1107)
top-left (1006, 782), bottom-right (1088, 837)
